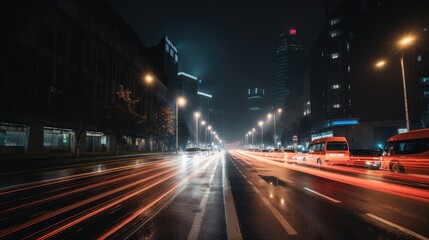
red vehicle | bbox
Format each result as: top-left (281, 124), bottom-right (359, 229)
top-left (381, 128), bottom-right (429, 174)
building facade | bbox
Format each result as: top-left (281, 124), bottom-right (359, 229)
top-left (0, 0), bottom-right (167, 154)
top-left (301, 0), bottom-right (429, 149)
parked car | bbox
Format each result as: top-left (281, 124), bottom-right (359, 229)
top-left (349, 149), bottom-right (381, 169)
top-left (381, 128), bottom-right (429, 174)
top-left (303, 137), bottom-right (350, 167)
top-left (284, 149), bottom-right (297, 164)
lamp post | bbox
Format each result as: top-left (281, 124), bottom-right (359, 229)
top-left (267, 108), bottom-right (282, 147)
top-left (258, 121), bottom-right (264, 148)
top-left (176, 97), bottom-right (186, 154)
top-left (251, 128), bottom-right (255, 146)
top-left (194, 112), bottom-right (200, 147)
top-left (201, 120), bottom-right (206, 147)
top-left (376, 35), bottom-right (415, 131)
top-left (207, 126), bottom-right (212, 146)
top-left (245, 133), bottom-right (248, 146)
top-left (398, 36), bottom-right (415, 132)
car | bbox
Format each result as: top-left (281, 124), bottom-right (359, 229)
top-left (349, 149), bottom-right (381, 169)
top-left (304, 137), bottom-right (350, 167)
top-left (284, 149), bottom-right (297, 164)
top-left (381, 128), bottom-right (429, 174)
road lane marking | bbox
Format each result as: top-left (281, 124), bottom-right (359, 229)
top-left (223, 157), bottom-right (243, 240)
top-left (247, 180), bottom-right (254, 186)
top-left (366, 213), bottom-right (429, 240)
top-left (249, 183), bottom-right (297, 235)
top-left (304, 187), bottom-right (341, 203)
top-left (188, 158), bottom-right (219, 240)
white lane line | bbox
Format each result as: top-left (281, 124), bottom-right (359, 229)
top-left (366, 213), bottom-right (429, 240)
top-left (247, 180), bottom-right (254, 186)
top-left (304, 187), bottom-right (341, 203)
top-left (223, 157), bottom-right (243, 240)
top-left (187, 158), bottom-right (219, 240)
top-left (242, 174), bottom-right (247, 179)
top-left (249, 184), bottom-right (297, 235)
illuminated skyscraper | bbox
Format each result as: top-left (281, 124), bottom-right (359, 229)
top-left (273, 29), bottom-right (307, 126)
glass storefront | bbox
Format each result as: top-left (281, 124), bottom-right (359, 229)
top-left (0, 123), bottom-right (29, 152)
top-left (44, 127), bottom-right (73, 152)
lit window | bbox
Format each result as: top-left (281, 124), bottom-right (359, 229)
top-left (424, 91), bottom-right (429, 97)
top-left (346, 42), bottom-right (350, 51)
top-left (329, 31), bottom-right (340, 38)
top-left (255, 88), bottom-right (258, 94)
top-left (331, 53), bottom-right (340, 59)
top-left (347, 66), bottom-right (351, 72)
top-left (165, 44), bottom-right (169, 52)
top-left (418, 55), bottom-right (422, 61)
top-left (333, 104), bottom-right (340, 108)
top-left (330, 18), bottom-right (340, 26)
top-left (421, 77), bottom-right (429, 84)
top-left (248, 89), bottom-right (250, 95)
top-left (175, 54), bottom-right (178, 62)
top-left (332, 84), bottom-right (340, 89)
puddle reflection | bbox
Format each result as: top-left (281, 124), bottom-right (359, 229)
top-left (260, 175), bottom-right (287, 187)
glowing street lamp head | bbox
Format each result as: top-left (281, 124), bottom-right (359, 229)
top-left (144, 73), bottom-right (154, 84)
top-left (399, 35), bottom-right (415, 47)
top-left (207, 125), bottom-right (212, 130)
top-left (252, 128), bottom-right (255, 132)
top-left (278, 108), bottom-right (282, 113)
top-left (258, 121), bottom-right (264, 126)
top-left (375, 60), bottom-right (386, 68)
top-left (267, 113), bottom-right (272, 119)
top-left (194, 112), bottom-right (201, 118)
top-left (201, 120), bottom-right (206, 126)
top-left (177, 97), bottom-right (186, 107)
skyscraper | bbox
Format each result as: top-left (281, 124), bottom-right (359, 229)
top-left (247, 87), bottom-right (266, 122)
top-left (273, 29), bottom-right (307, 127)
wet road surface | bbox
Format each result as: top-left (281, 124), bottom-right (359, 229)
top-left (1, 150), bottom-right (429, 239)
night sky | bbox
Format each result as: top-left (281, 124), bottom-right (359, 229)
top-left (108, 0), bottom-right (341, 142)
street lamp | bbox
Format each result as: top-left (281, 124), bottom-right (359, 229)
top-left (258, 121), bottom-right (264, 148)
top-left (267, 108), bottom-right (282, 147)
top-left (252, 128), bottom-right (255, 146)
top-left (375, 35), bottom-right (416, 131)
top-left (245, 133), bottom-right (248, 146)
top-left (194, 112), bottom-right (200, 147)
top-left (375, 60), bottom-right (386, 68)
top-left (144, 73), bottom-right (154, 84)
top-left (208, 126), bottom-right (212, 146)
top-left (201, 120), bottom-right (206, 147)
top-left (398, 35), bottom-right (415, 131)
top-left (176, 97), bottom-right (186, 154)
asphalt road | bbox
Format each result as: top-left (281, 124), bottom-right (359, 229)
top-left (0, 150), bottom-right (428, 239)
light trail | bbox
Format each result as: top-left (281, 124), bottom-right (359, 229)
top-left (0, 164), bottom-right (180, 238)
top-left (0, 161), bottom-right (174, 215)
top-left (97, 155), bottom-right (217, 239)
top-left (231, 150), bottom-right (429, 203)
top-left (0, 157), bottom-right (176, 195)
